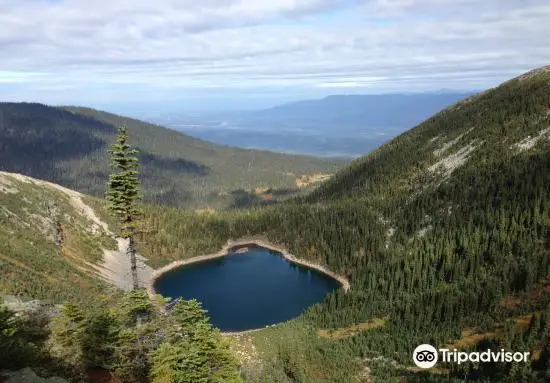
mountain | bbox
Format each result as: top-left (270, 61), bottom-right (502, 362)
top-left (0, 103), bottom-right (342, 208)
top-left (148, 92), bottom-right (474, 158)
top-left (250, 92), bottom-right (474, 129)
top-left (1, 67), bottom-right (549, 382)
top-left (135, 67), bottom-right (550, 381)
top-left (307, 69), bottom-right (549, 203)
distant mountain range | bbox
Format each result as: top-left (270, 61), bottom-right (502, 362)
top-left (251, 92), bottom-right (475, 128)
top-left (149, 92), bottom-right (474, 157)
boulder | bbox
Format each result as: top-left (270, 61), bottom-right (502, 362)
top-left (0, 368), bottom-right (68, 383)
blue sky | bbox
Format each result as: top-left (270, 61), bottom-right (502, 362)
top-left (1, 0), bottom-right (549, 111)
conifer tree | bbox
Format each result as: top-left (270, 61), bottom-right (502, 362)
top-left (106, 126), bottom-right (142, 290)
top-left (0, 306), bottom-right (37, 369)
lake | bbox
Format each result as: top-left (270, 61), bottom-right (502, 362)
top-left (153, 245), bottom-right (341, 331)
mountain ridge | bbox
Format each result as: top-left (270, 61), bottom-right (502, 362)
top-left (0, 102), bottom-right (342, 208)
top-left (306, 66), bottom-right (550, 204)
top-left (253, 92), bottom-right (474, 127)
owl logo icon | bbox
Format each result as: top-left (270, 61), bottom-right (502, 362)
top-left (413, 344), bottom-right (438, 368)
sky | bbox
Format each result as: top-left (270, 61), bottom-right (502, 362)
top-left (1, 0), bottom-right (549, 112)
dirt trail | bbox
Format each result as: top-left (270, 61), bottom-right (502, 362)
top-left (1, 171), bottom-right (109, 233)
top-left (99, 238), bottom-right (153, 290)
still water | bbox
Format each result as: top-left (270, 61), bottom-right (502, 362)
top-left (153, 245), bottom-right (340, 331)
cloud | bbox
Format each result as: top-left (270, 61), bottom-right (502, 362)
top-left (0, 0), bottom-right (549, 107)
top-left (0, 71), bottom-right (47, 83)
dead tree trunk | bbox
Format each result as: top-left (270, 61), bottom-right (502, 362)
top-left (127, 235), bottom-right (139, 290)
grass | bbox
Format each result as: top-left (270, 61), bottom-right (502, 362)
top-left (0, 173), bottom-right (115, 303)
top-left (317, 316), bottom-right (389, 340)
top-left (443, 312), bottom-right (542, 351)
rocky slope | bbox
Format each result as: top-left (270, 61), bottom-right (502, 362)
top-left (0, 171), bottom-right (151, 302)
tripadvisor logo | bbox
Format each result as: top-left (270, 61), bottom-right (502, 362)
top-left (413, 344), bottom-right (438, 368)
top-left (413, 344), bottom-right (530, 369)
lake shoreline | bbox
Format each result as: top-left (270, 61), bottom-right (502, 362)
top-left (146, 238), bottom-right (351, 306)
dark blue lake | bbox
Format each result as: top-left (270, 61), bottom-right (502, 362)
top-left (153, 246), bottom-right (340, 331)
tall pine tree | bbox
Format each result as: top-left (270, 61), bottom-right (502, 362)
top-left (106, 126), bottom-right (142, 290)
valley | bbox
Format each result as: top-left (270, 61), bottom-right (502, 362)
top-left (2, 0), bottom-right (550, 380)
top-left (1, 67), bottom-right (550, 382)
top-left (140, 92), bottom-right (472, 158)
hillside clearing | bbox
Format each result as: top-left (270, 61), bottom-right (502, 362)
top-left (318, 316), bottom-right (389, 340)
top-left (428, 142), bottom-right (480, 177)
top-left (511, 127), bottom-right (550, 152)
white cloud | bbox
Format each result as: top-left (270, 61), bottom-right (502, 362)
top-left (0, 71), bottom-right (47, 83)
top-left (317, 82), bottom-right (365, 88)
top-left (0, 0), bottom-right (549, 106)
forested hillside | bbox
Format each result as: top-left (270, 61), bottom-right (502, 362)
top-left (134, 67), bottom-right (550, 381)
top-left (1, 67), bottom-right (549, 382)
top-left (0, 103), bottom-right (341, 208)
top-left (306, 67), bottom-right (550, 204)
